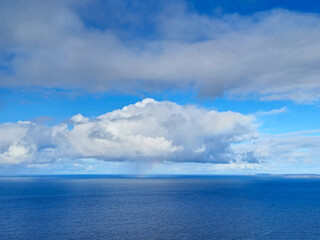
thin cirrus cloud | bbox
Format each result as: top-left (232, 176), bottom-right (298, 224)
top-left (1, 1), bottom-right (320, 102)
top-left (0, 99), bottom-right (258, 165)
top-left (255, 106), bottom-right (287, 116)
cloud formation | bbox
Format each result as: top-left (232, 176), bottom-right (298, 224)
top-left (1, 1), bottom-right (320, 102)
top-left (0, 99), bottom-right (257, 165)
top-left (2, 99), bottom-right (320, 172)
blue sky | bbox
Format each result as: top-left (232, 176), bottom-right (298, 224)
top-left (1, 0), bottom-right (320, 175)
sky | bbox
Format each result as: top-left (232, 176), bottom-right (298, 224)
top-left (1, 0), bottom-right (320, 175)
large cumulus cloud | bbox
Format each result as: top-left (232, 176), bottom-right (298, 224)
top-left (0, 99), bottom-right (257, 165)
top-left (1, 1), bottom-right (320, 102)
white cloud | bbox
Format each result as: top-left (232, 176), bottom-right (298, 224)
top-left (70, 114), bottom-right (89, 123)
top-left (0, 99), bottom-right (257, 165)
top-left (1, 1), bottom-right (320, 102)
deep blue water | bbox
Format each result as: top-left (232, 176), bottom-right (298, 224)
top-left (1, 175), bottom-right (320, 240)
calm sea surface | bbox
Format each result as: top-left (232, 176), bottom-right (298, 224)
top-left (0, 175), bottom-right (320, 240)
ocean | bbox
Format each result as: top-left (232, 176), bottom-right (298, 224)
top-left (0, 175), bottom-right (320, 240)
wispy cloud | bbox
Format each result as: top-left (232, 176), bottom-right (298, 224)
top-left (232, 131), bottom-right (320, 173)
top-left (255, 107), bottom-right (287, 116)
